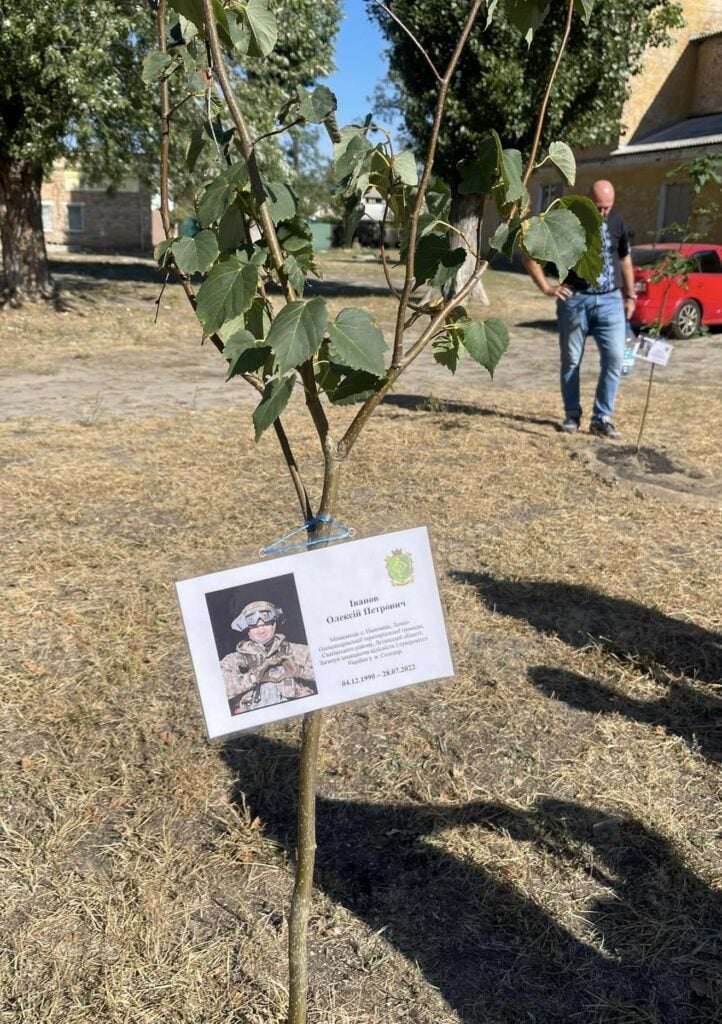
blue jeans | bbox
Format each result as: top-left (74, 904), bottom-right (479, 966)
top-left (557, 290), bottom-right (625, 422)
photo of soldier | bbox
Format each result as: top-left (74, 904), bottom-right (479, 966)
top-left (205, 574), bottom-right (317, 716)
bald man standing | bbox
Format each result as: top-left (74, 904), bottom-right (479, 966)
top-left (523, 180), bottom-right (636, 438)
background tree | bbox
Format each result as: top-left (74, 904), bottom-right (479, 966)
top-left (0, 0), bottom-right (159, 303)
top-left (369, 0), bottom-right (683, 295)
top-left (0, 0), bottom-right (340, 305)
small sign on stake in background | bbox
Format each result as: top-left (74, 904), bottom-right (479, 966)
top-left (176, 526), bottom-right (454, 740)
top-left (633, 335), bottom-right (674, 452)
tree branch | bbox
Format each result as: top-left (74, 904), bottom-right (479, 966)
top-left (391, 0), bottom-right (485, 367)
top-left (522, 0), bottom-right (575, 186)
top-left (372, 1), bottom-right (442, 82)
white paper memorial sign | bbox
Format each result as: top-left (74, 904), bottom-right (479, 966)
top-left (176, 526), bottom-right (454, 739)
top-left (633, 336), bottom-right (673, 366)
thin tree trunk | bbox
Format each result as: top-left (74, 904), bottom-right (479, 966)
top-left (443, 190), bottom-right (488, 304)
top-left (0, 157), bottom-right (53, 305)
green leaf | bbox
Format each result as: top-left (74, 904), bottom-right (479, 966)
top-left (327, 308), bottom-right (387, 376)
top-left (329, 370), bottom-right (382, 405)
top-left (142, 51), bottom-right (173, 85)
top-left (415, 235), bottom-right (466, 286)
top-left (500, 148), bottom-right (525, 203)
top-left (186, 126), bottom-right (206, 172)
top-left (489, 216), bottom-right (521, 257)
top-left (217, 202), bottom-right (248, 253)
top-left (521, 208), bottom-right (586, 282)
top-left (155, 239), bottom-right (173, 268)
top-left (548, 141), bottom-right (576, 186)
top-left (334, 131), bottom-right (372, 185)
top-left (266, 298), bottom-right (328, 373)
top-left (242, 0), bottom-right (278, 58)
top-left (297, 85), bottom-right (337, 124)
top-left (223, 328), bottom-right (265, 379)
top-left (556, 195), bottom-right (603, 282)
top-left (433, 336), bottom-right (463, 374)
top-left (263, 180), bottom-right (297, 224)
top-left (171, 230), bottom-right (219, 275)
top-left (252, 376), bottom-right (295, 440)
top-left (168, 0), bottom-right (205, 32)
top-left (459, 318), bottom-right (509, 377)
top-left (195, 256), bottom-right (259, 334)
top-left (197, 175), bottom-right (234, 228)
top-left (425, 177), bottom-right (452, 220)
top-left (169, 12), bottom-right (198, 45)
top-left (282, 255), bottom-right (307, 295)
top-left (574, 0), bottom-right (595, 23)
top-left (277, 215), bottom-right (313, 251)
top-left (392, 151), bottom-right (418, 187)
top-left (458, 133), bottom-right (499, 195)
top-left (244, 296), bottom-right (270, 340)
top-left (505, 0), bottom-right (552, 44)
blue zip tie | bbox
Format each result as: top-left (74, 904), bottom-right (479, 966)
top-left (261, 514), bottom-right (354, 557)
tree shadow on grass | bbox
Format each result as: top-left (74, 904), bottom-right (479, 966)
top-left (49, 256), bottom-right (164, 286)
top-left (452, 572), bottom-right (722, 687)
top-left (221, 733), bottom-right (720, 1022)
top-left (381, 394), bottom-right (559, 429)
top-left (528, 665), bottom-right (721, 762)
top-left (515, 319), bottom-right (559, 333)
top-left (451, 572), bottom-right (722, 762)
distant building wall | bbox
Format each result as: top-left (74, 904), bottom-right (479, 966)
top-left (620, 2), bottom-right (722, 144)
top-left (41, 164), bottom-right (152, 253)
top-left (691, 35), bottom-right (722, 116)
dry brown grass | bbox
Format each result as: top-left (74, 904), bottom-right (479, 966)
top-left (1, 253), bottom-right (720, 1023)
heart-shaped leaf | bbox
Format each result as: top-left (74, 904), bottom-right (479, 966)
top-left (266, 298), bottom-right (328, 373)
top-left (172, 230), bottom-right (219, 275)
top-left (327, 308), bottom-right (387, 376)
top-left (243, 0), bottom-right (277, 57)
top-left (459, 317), bottom-right (509, 376)
top-left (548, 141), bottom-right (576, 186)
top-left (195, 255), bottom-right (259, 334)
top-left (521, 208), bottom-right (586, 282)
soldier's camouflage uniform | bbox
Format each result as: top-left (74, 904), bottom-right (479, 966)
top-left (221, 633), bottom-right (316, 715)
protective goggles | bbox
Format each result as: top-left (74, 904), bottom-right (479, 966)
top-left (232, 606), bottom-right (281, 632)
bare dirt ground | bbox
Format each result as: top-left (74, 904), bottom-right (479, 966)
top-left (1, 253), bottom-right (720, 1024)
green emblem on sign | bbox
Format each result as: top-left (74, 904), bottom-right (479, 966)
top-left (385, 548), bottom-right (414, 587)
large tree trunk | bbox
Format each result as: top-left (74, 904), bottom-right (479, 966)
top-left (0, 157), bottom-right (53, 305)
top-left (443, 190), bottom-right (488, 304)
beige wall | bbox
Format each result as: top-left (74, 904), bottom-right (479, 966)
top-left (42, 163), bottom-right (152, 252)
top-left (620, 1), bottom-right (722, 143)
top-left (691, 35), bottom-right (722, 116)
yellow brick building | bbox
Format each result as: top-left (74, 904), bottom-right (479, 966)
top-left (530, 1), bottom-right (722, 246)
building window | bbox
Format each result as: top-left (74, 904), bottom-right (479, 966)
top-left (67, 204), bottom-right (85, 232)
top-left (41, 202), bottom-right (54, 232)
top-left (537, 182), bottom-right (563, 213)
top-left (660, 182), bottom-right (691, 242)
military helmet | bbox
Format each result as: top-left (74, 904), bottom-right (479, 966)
top-left (231, 599), bottom-right (283, 633)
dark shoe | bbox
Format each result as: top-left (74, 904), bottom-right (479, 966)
top-left (560, 416), bottom-right (581, 434)
top-left (590, 419), bottom-right (620, 439)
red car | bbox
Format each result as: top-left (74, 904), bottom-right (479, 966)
top-left (630, 243), bottom-right (722, 339)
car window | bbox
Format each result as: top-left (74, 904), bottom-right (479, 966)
top-left (696, 251), bottom-right (722, 274)
top-left (632, 248), bottom-right (670, 268)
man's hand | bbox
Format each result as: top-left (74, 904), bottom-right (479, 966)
top-left (544, 282), bottom-right (573, 301)
top-left (623, 296), bottom-right (636, 317)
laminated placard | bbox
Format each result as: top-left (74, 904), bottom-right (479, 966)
top-left (634, 336), bottom-right (673, 366)
top-left (176, 526), bottom-right (454, 739)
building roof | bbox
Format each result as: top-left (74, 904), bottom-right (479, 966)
top-left (612, 113), bottom-right (722, 156)
top-left (690, 29), bottom-right (722, 42)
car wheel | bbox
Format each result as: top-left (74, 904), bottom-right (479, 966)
top-left (670, 299), bottom-right (701, 339)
